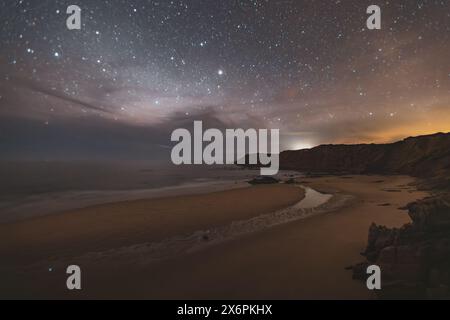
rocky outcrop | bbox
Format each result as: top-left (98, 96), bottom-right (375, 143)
top-left (273, 132), bottom-right (450, 299)
top-left (407, 196), bottom-right (450, 231)
top-left (357, 195), bottom-right (450, 299)
top-left (247, 176), bottom-right (279, 185)
top-left (279, 132), bottom-right (450, 189)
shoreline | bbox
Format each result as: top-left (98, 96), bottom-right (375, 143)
top-left (0, 183), bottom-right (304, 265)
top-left (0, 169), bottom-right (303, 224)
top-left (0, 174), bottom-right (429, 299)
top-left (0, 180), bottom-right (251, 224)
top-left (27, 185), bottom-right (339, 270)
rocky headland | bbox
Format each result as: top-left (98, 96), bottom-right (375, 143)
top-left (278, 132), bottom-right (450, 298)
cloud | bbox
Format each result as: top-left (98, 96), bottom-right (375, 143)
top-left (7, 76), bottom-right (115, 115)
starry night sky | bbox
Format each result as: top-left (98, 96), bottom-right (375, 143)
top-left (0, 0), bottom-right (449, 161)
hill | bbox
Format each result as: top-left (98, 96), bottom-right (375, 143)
top-left (280, 132), bottom-right (450, 189)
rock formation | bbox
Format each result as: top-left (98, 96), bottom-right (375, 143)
top-left (357, 195), bottom-right (450, 298)
top-left (276, 132), bottom-right (450, 299)
top-left (279, 132), bottom-right (450, 188)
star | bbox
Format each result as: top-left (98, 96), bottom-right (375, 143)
top-left (0, 0), bottom-right (448, 157)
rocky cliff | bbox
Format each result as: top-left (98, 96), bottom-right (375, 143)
top-left (280, 132), bottom-right (450, 188)
top-left (279, 132), bottom-right (450, 298)
top-left (352, 195), bottom-right (450, 298)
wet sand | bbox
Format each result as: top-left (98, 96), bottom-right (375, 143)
top-left (0, 175), bottom-right (428, 299)
top-left (0, 184), bottom-right (303, 298)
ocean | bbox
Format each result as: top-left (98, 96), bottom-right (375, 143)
top-left (0, 161), bottom-right (301, 223)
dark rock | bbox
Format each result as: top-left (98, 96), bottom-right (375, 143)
top-left (351, 262), bottom-right (369, 280)
top-left (278, 132), bottom-right (450, 182)
top-left (406, 195), bottom-right (450, 231)
top-left (352, 194), bottom-right (450, 298)
top-left (364, 223), bottom-right (397, 262)
top-left (271, 131), bottom-right (450, 298)
top-left (426, 285), bottom-right (448, 299)
top-left (247, 176), bottom-right (279, 185)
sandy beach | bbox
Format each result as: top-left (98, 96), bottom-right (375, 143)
top-left (0, 175), bottom-right (428, 299)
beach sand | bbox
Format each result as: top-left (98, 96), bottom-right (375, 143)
top-left (0, 175), bottom-right (428, 299)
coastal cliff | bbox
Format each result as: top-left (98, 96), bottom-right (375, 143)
top-left (280, 132), bottom-right (450, 185)
top-left (278, 132), bottom-right (450, 298)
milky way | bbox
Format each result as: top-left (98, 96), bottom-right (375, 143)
top-left (0, 0), bottom-right (449, 160)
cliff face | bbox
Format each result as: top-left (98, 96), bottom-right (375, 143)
top-left (355, 195), bottom-right (450, 299)
top-left (280, 132), bottom-right (450, 188)
top-left (279, 132), bottom-right (450, 298)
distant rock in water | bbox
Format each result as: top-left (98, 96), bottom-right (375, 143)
top-left (237, 153), bottom-right (274, 169)
top-left (247, 176), bottom-right (279, 185)
top-left (285, 178), bottom-right (296, 184)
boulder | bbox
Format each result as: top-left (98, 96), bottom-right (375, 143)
top-left (247, 176), bottom-right (279, 185)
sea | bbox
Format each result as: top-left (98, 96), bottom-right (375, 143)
top-left (0, 161), bottom-right (302, 223)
